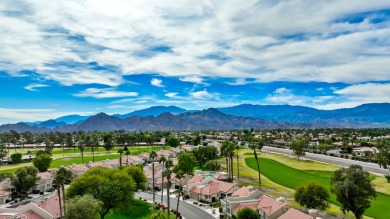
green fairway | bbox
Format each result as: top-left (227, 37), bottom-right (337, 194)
top-left (0, 146), bottom-right (166, 174)
top-left (246, 157), bottom-right (389, 219)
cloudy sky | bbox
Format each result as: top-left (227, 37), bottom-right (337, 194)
top-left (1, 0), bottom-right (390, 124)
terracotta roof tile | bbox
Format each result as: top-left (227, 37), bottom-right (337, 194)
top-left (278, 208), bottom-right (313, 219)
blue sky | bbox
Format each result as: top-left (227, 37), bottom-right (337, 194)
top-left (1, 0), bottom-right (390, 124)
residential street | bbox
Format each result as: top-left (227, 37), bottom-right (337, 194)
top-left (137, 192), bottom-right (215, 219)
top-left (262, 146), bottom-right (389, 175)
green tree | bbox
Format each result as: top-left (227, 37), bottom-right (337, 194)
top-left (67, 167), bottom-right (136, 219)
top-left (122, 165), bottom-right (147, 191)
top-left (150, 210), bottom-right (168, 219)
top-left (176, 152), bottom-right (196, 175)
top-left (291, 139), bottom-right (307, 159)
top-left (33, 154), bottom-right (53, 172)
top-left (102, 133), bottom-right (114, 152)
top-left (204, 160), bottom-right (221, 171)
top-left (10, 153), bottom-right (22, 164)
top-left (294, 182), bottom-right (330, 210)
top-left (237, 207), bottom-right (259, 219)
top-left (167, 137), bottom-right (180, 148)
top-left (65, 194), bottom-right (102, 219)
top-left (331, 165), bottom-right (376, 219)
top-left (11, 166), bottom-right (40, 195)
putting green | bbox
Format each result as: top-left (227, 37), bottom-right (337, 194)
top-left (246, 157), bottom-right (388, 219)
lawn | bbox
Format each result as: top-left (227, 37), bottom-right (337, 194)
top-left (0, 146), bottom-right (166, 174)
top-left (246, 157), bottom-right (389, 219)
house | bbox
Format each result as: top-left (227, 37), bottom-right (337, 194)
top-left (138, 152), bottom-right (150, 164)
top-left (221, 188), bottom-right (289, 219)
top-left (278, 208), bottom-right (313, 219)
top-left (66, 164), bottom-right (89, 180)
top-left (0, 194), bottom-right (61, 219)
top-left (33, 172), bottom-right (54, 193)
top-left (0, 186), bottom-right (11, 205)
top-left (183, 177), bottom-right (238, 203)
top-left (86, 160), bottom-right (117, 169)
top-left (353, 147), bottom-right (377, 156)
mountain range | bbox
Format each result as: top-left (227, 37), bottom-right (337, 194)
top-left (1, 103), bottom-right (389, 132)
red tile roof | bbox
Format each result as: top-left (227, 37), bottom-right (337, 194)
top-left (190, 180), bottom-right (236, 196)
top-left (0, 185), bottom-right (11, 197)
top-left (232, 202), bottom-right (259, 213)
top-left (232, 194), bottom-right (288, 217)
top-left (257, 194), bottom-right (288, 216)
top-left (231, 186), bottom-right (253, 197)
top-left (35, 194), bottom-right (61, 219)
top-left (278, 208), bottom-right (313, 219)
top-left (187, 175), bottom-right (205, 184)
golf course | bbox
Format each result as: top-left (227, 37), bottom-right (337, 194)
top-left (245, 156), bottom-right (390, 219)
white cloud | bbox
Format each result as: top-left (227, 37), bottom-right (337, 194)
top-left (190, 89), bottom-right (215, 99)
top-left (24, 83), bottom-right (49, 91)
top-left (179, 76), bottom-right (204, 84)
top-left (74, 88), bottom-right (138, 98)
top-left (165, 92), bottom-right (178, 98)
top-left (1, 0), bottom-right (390, 88)
top-left (151, 78), bottom-right (164, 87)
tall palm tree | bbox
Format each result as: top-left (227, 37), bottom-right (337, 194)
top-left (91, 133), bottom-right (100, 162)
top-left (78, 136), bottom-right (85, 164)
top-left (174, 170), bottom-right (184, 214)
top-left (249, 138), bottom-right (264, 190)
top-left (125, 150), bottom-right (131, 166)
top-left (236, 144), bottom-right (240, 180)
top-left (150, 151), bottom-right (158, 204)
top-left (54, 167), bottom-right (72, 217)
top-left (159, 156), bottom-right (167, 204)
top-left (117, 148), bottom-right (124, 168)
top-left (164, 158), bottom-right (174, 219)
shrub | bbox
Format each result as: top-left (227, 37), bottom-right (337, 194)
top-left (385, 174), bottom-right (390, 183)
top-left (10, 153), bottom-right (22, 164)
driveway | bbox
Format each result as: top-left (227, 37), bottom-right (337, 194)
top-left (262, 146), bottom-right (389, 175)
top-left (137, 192), bottom-right (215, 219)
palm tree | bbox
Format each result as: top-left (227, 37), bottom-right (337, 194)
top-left (125, 151), bottom-right (131, 166)
top-left (249, 138), bottom-right (264, 190)
top-left (164, 158), bottom-right (174, 219)
top-left (54, 167), bottom-right (72, 217)
top-left (174, 170), bottom-right (184, 214)
top-left (91, 133), bottom-right (99, 162)
top-left (78, 136), bottom-right (85, 164)
top-left (159, 156), bottom-right (167, 204)
top-left (117, 148), bottom-right (124, 167)
top-left (236, 144), bottom-right (240, 180)
top-left (150, 151), bottom-right (158, 204)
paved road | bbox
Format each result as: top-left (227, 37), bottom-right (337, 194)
top-left (262, 146), bottom-right (389, 175)
top-left (137, 192), bottom-right (214, 219)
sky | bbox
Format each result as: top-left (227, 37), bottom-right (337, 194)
top-left (1, 0), bottom-right (390, 124)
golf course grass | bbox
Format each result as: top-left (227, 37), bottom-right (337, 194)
top-left (0, 146), bottom-right (166, 174)
top-left (246, 157), bottom-right (388, 219)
